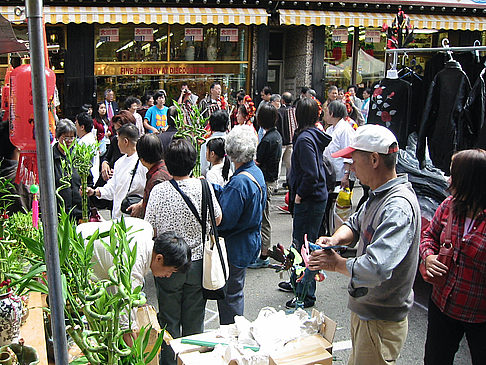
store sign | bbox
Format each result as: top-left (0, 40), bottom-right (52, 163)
top-left (184, 28), bottom-right (203, 42)
top-left (332, 29), bottom-right (348, 42)
top-left (94, 62), bottom-right (241, 76)
top-left (220, 28), bottom-right (238, 42)
top-left (365, 30), bottom-right (381, 43)
top-left (99, 28), bottom-right (119, 42)
top-left (134, 28), bottom-right (153, 42)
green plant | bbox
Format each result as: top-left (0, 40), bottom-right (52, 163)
top-left (17, 213), bottom-right (164, 364)
top-left (172, 100), bottom-right (208, 176)
top-left (60, 141), bottom-right (98, 222)
top-left (0, 177), bottom-right (19, 238)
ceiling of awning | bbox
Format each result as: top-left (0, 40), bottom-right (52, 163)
top-left (0, 6), bottom-right (270, 25)
top-left (279, 9), bottom-right (486, 31)
top-left (0, 14), bottom-right (28, 54)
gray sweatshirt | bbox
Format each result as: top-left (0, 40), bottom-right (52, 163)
top-left (344, 174), bottom-right (421, 321)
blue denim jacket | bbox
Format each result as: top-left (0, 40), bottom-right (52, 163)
top-left (213, 161), bottom-right (267, 268)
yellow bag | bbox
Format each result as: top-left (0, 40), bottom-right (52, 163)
top-left (333, 188), bottom-right (353, 231)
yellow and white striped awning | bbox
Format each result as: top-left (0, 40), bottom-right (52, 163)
top-left (279, 10), bottom-right (486, 31)
top-left (0, 6), bottom-right (269, 25)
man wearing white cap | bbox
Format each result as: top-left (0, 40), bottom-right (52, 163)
top-left (309, 124), bottom-right (421, 365)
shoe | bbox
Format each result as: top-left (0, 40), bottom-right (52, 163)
top-left (248, 257), bottom-right (270, 269)
top-left (285, 298), bottom-right (315, 309)
top-left (278, 281), bottom-right (293, 292)
top-left (277, 205), bottom-right (290, 214)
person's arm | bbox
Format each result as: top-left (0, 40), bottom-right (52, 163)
top-left (209, 183), bottom-right (223, 226)
top-left (144, 118), bottom-right (158, 134)
top-left (216, 184), bottom-right (245, 233)
top-left (420, 198), bottom-right (450, 278)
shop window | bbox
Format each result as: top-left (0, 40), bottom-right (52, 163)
top-left (95, 25), bottom-right (169, 62)
top-left (324, 26), bottom-right (355, 90)
top-left (170, 25), bottom-right (248, 62)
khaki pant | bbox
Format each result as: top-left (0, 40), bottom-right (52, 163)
top-left (348, 312), bottom-right (408, 365)
top-left (278, 145), bottom-right (292, 181)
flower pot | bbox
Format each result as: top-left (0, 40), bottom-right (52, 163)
top-left (0, 346), bottom-right (17, 365)
top-left (8, 344), bottom-right (39, 365)
top-left (0, 293), bottom-right (22, 346)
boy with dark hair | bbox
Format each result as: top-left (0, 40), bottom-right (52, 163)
top-left (87, 123), bottom-right (147, 219)
top-left (144, 90), bottom-right (169, 134)
top-left (250, 103), bottom-right (282, 269)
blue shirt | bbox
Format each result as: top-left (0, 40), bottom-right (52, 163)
top-left (213, 161), bottom-right (267, 268)
top-left (144, 105), bottom-right (169, 132)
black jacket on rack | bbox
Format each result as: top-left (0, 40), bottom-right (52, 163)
top-left (417, 60), bottom-right (471, 174)
top-left (367, 77), bottom-right (412, 148)
top-left (461, 68), bottom-right (486, 149)
top-left (399, 70), bottom-right (425, 135)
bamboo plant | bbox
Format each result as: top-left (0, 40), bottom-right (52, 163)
top-left (172, 100), bottom-right (208, 177)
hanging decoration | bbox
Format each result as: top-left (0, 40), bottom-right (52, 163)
top-left (8, 19), bottom-right (56, 186)
top-left (382, 10), bottom-right (415, 49)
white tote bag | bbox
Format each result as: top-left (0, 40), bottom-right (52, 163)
top-left (201, 179), bottom-right (229, 299)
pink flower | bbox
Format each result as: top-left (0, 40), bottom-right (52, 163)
top-left (373, 88), bottom-right (383, 97)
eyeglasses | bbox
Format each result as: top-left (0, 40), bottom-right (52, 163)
top-left (61, 135), bottom-right (75, 141)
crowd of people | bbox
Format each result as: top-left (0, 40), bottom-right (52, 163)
top-left (1, 80), bottom-right (484, 365)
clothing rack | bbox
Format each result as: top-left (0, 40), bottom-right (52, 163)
top-left (385, 38), bottom-right (486, 73)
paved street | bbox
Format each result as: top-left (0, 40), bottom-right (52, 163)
top-left (142, 183), bottom-right (472, 364)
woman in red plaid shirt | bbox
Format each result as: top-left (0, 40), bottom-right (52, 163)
top-left (420, 149), bottom-right (486, 365)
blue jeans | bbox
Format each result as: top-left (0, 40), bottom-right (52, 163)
top-left (292, 199), bottom-right (327, 304)
top-left (217, 264), bottom-right (246, 325)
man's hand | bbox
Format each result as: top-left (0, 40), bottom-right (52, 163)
top-left (295, 194), bottom-right (302, 204)
top-left (101, 162), bottom-right (113, 181)
top-left (315, 236), bottom-right (338, 248)
top-left (308, 248), bottom-right (350, 276)
top-left (86, 187), bottom-right (96, 197)
top-left (425, 255), bottom-right (448, 278)
top-left (128, 201), bottom-right (144, 218)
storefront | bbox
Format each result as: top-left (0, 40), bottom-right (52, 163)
top-left (277, 7), bottom-right (486, 97)
top-left (1, 5), bottom-right (268, 117)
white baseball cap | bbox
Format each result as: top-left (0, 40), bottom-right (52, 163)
top-left (331, 124), bottom-right (398, 159)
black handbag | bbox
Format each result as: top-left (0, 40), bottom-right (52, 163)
top-left (121, 159), bottom-right (143, 214)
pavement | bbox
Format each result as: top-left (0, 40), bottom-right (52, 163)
top-left (106, 181), bottom-right (472, 364)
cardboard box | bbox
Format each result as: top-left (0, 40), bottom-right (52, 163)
top-left (135, 306), bottom-right (166, 365)
top-left (172, 310), bottom-right (337, 365)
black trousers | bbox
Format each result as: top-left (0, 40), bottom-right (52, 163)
top-left (425, 298), bottom-right (486, 365)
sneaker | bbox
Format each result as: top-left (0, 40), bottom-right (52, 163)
top-left (248, 257), bottom-right (270, 269)
top-left (278, 281), bottom-right (293, 292)
top-left (277, 205), bottom-right (290, 214)
top-left (285, 298), bottom-right (315, 309)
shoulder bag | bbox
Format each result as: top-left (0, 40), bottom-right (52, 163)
top-left (169, 179), bottom-right (229, 300)
top-left (121, 159), bottom-right (143, 214)
top-left (419, 209), bottom-right (454, 286)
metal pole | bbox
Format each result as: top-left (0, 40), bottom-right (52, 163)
top-left (385, 45), bottom-right (486, 54)
top-left (25, 1), bottom-right (69, 364)
top-left (351, 27), bottom-right (360, 86)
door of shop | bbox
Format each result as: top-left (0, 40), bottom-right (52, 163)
top-left (267, 61), bottom-right (283, 95)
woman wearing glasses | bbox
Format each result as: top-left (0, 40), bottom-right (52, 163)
top-left (52, 119), bottom-right (86, 221)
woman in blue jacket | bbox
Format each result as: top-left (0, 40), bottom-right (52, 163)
top-left (212, 125), bottom-right (266, 325)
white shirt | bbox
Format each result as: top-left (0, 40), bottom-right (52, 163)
top-left (79, 132), bottom-right (100, 183)
top-left (76, 217), bottom-right (154, 330)
top-left (200, 131), bottom-right (226, 177)
top-left (133, 112), bottom-right (145, 136)
top-left (206, 162), bottom-right (232, 187)
top-left (324, 119), bottom-right (355, 181)
top-left (98, 153), bottom-right (147, 220)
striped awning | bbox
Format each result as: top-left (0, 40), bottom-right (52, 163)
top-left (279, 10), bottom-right (486, 31)
top-left (0, 6), bottom-right (269, 25)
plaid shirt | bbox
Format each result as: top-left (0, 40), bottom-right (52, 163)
top-left (420, 196), bottom-right (486, 323)
top-left (141, 161), bottom-right (171, 218)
